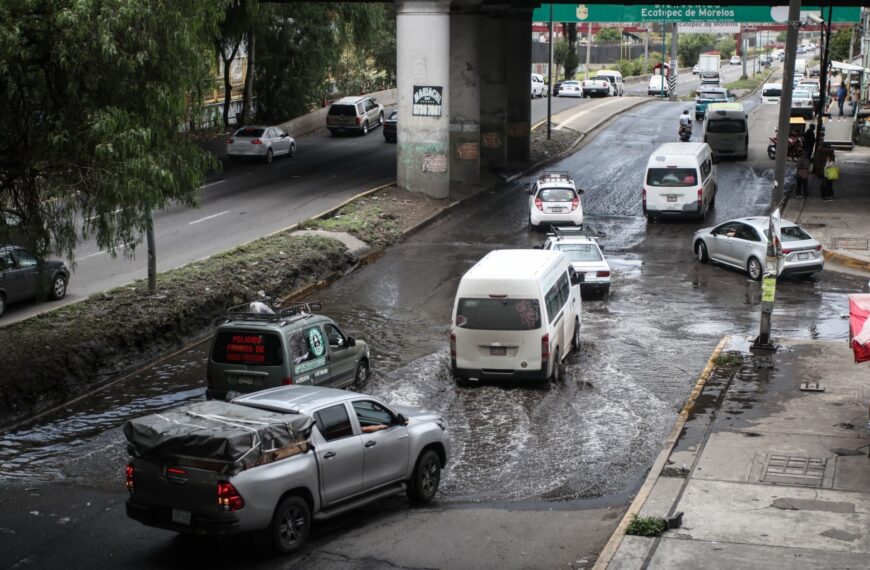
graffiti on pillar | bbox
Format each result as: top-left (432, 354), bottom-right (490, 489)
top-left (422, 154), bottom-right (448, 173)
top-left (412, 86), bottom-right (443, 117)
top-left (507, 122), bottom-right (529, 138)
top-left (482, 132), bottom-right (502, 149)
top-left (456, 142), bottom-right (479, 161)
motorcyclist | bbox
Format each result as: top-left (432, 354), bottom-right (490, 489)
top-left (678, 109), bottom-right (692, 139)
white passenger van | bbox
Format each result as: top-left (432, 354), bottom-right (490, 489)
top-left (703, 102), bottom-right (749, 160)
top-left (450, 249), bottom-right (582, 383)
top-left (643, 142), bottom-right (718, 221)
top-left (595, 69), bottom-right (624, 96)
top-left (762, 82), bottom-right (782, 104)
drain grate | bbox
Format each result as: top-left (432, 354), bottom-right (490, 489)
top-left (833, 237), bottom-right (869, 251)
top-left (762, 455), bottom-right (827, 487)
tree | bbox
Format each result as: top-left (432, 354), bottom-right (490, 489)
top-left (776, 31), bottom-right (787, 43)
top-left (596, 28), bottom-right (622, 43)
top-left (828, 26), bottom-right (852, 63)
top-left (717, 36), bottom-right (736, 60)
top-left (0, 0), bottom-right (223, 262)
top-left (677, 33), bottom-right (716, 67)
top-left (564, 23), bottom-right (580, 79)
top-left (215, 0), bottom-right (251, 127)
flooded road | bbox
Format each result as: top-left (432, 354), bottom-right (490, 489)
top-left (1, 101), bottom-right (867, 513)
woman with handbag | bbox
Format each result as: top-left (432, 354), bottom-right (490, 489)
top-left (822, 155), bottom-right (839, 201)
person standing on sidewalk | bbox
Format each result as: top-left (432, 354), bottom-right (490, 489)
top-left (803, 124), bottom-right (816, 160)
top-left (795, 151), bottom-right (810, 198)
top-left (837, 83), bottom-right (847, 116)
top-left (822, 153), bottom-right (838, 201)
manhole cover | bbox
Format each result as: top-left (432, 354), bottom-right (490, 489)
top-left (833, 237), bottom-right (869, 251)
top-left (762, 454), bottom-right (827, 487)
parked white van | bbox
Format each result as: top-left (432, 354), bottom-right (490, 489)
top-left (703, 102), bottom-right (749, 160)
top-left (761, 83), bottom-right (782, 104)
top-left (595, 69), bottom-right (624, 96)
top-left (643, 142), bottom-right (718, 220)
top-left (450, 249), bottom-right (582, 383)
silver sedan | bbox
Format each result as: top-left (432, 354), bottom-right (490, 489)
top-left (693, 216), bottom-right (824, 280)
top-left (226, 125), bottom-right (296, 163)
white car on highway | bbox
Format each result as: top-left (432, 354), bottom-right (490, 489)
top-left (558, 80), bottom-right (582, 98)
top-left (227, 125), bottom-right (296, 163)
top-left (730, 55), bottom-right (741, 65)
top-left (528, 172), bottom-right (584, 230)
top-left (542, 228), bottom-right (611, 296)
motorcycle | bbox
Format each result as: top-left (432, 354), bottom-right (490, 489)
top-left (766, 134), bottom-right (803, 161)
top-left (678, 124), bottom-right (692, 142)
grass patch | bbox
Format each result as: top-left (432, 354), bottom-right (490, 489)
top-left (626, 515), bottom-right (668, 537)
top-left (714, 352), bottom-right (744, 368)
top-left (299, 198), bottom-right (402, 248)
top-left (725, 72), bottom-right (768, 91)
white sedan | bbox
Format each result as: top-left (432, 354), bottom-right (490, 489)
top-left (227, 125), bottom-right (296, 163)
top-left (558, 80), bottom-right (582, 98)
top-left (542, 231), bottom-right (611, 296)
top-left (730, 55), bottom-right (741, 65)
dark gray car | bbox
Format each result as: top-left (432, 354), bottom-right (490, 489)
top-left (206, 301), bottom-right (371, 401)
top-left (0, 245), bottom-right (69, 317)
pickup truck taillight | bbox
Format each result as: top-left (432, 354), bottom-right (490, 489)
top-left (217, 481), bottom-right (245, 511)
top-left (282, 377), bottom-right (293, 385)
top-left (596, 271), bottom-right (611, 278)
top-left (125, 463), bottom-right (135, 493)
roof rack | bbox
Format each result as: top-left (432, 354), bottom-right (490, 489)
top-left (537, 171), bottom-right (574, 185)
top-left (225, 299), bottom-right (323, 323)
top-left (546, 225), bottom-right (606, 240)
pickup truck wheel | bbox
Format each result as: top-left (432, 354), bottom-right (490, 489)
top-left (353, 359), bottom-right (368, 389)
top-left (0, 293), bottom-right (5, 317)
top-left (407, 449), bottom-right (441, 504)
top-left (269, 496), bottom-right (311, 554)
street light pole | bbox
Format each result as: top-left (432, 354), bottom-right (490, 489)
top-left (753, 0), bottom-right (802, 350)
top-left (547, 3), bottom-right (553, 140)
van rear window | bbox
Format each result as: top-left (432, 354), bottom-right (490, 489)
top-left (706, 119), bottom-right (746, 134)
top-left (646, 168), bottom-right (698, 187)
top-left (212, 332), bottom-right (283, 366)
top-left (763, 88), bottom-right (782, 97)
top-left (456, 298), bottom-right (541, 331)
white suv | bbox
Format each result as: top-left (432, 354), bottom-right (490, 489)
top-left (542, 228), bottom-right (611, 296)
top-left (527, 172), bottom-right (584, 230)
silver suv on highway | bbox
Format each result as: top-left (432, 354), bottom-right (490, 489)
top-left (206, 301), bottom-right (370, 401)
top-left (326, 96), bottom-right (384, 136)
top-left (125, 385), bottom-right (449, 553)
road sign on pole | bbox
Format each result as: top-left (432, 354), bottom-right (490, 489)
top-left (532, 4), bottom-right (861, 24)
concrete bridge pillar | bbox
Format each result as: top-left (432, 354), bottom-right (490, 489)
top-left (505, 10), bottom-right (532, 163)
top-left (479, 15), bottom-right (507, 170)
top-left (449, 12), bottom-right (480, 185)
top-left (396, 0), bottom-right (451, 199)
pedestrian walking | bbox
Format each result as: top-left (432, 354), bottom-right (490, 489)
top-left (822, 154), bottom-right (838, 201)
top-left (803, 124), bottom-right (816, 160)
top-left (837, 84), bottom-right (847, 116)
top-left (795, 151), bottom-right (810, 198)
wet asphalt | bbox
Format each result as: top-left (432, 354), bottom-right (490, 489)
top-left (2, 97), bottom-right (869, 569)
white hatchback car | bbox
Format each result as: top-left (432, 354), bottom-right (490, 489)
top-left (558, 80), bottom-right (582, 98)
top-left (528, 172), bottom-right (584, 230)
top-left (227, 126), bottom-right (296, 163)
top-left (542, 228), bottom-right (611, 296)
top-left (693, 216), bottom-right (824, 280)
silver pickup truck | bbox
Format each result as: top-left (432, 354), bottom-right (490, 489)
top-left (124, 385), bottom-right (449, 553)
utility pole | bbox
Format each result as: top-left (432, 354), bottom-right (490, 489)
top-left (741, 26), bottom-right (748, 79)
top-left (669, 22), bottom-right (678, 101)
top-left (753, 0), bottom-right (802, 350)
top-left (547, 3), bottom-right (553, 140)
top-left (585, 21), bottom-right (592, 80)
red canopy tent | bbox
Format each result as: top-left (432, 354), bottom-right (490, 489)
top-left (849, 294), bottom-right (870, 363)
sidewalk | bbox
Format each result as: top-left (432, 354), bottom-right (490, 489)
top-left (597, 337), bottom-right (870, 569)
top-left (783, 144), bottom-right (870, 273)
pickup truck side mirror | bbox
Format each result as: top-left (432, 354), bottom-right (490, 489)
top-left (397, 413), bottom-right (409, 426)
top-left (346, 335), bottom-right (356, 347)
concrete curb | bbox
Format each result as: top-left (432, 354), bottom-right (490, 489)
top-left (592, 335), bottom-right (730, 570)
top-left (823, 248), bottom-right (870, 273)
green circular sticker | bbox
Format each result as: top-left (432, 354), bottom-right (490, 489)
top-left (308, 327), bottom-right (326, 358)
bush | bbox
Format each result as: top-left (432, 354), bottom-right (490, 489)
top-left (626, 515), bottom-right (668, 537)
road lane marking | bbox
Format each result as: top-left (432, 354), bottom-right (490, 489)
top-left (85, 208), bottom-right (123, 221)
top-left (554, 98), bottom-right (629, 131)
top-left (201, 180), bottom-right (225, 189)
top-left (189, 210), bottom-right (231, 225)
top-left (76, 250), bottom-right (107, 261)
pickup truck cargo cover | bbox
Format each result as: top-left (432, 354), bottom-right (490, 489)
top-left (124, 401), bottom-right (313, 470)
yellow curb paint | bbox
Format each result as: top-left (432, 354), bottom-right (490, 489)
top-left (823, 249), bottom-right (870, 273)
top-left (592, 335), bottom-right (730, 570)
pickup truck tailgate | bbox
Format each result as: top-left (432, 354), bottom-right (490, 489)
top-left (127, 458), bottom-right (239, 533)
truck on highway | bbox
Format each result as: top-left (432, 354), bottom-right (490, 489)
top-left (698, 52), bottom-right (721, 85)
top-left (124, 386), bottom-right (450, 554)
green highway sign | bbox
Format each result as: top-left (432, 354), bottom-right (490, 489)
top-left (533, 4), bottom-right (861, 24)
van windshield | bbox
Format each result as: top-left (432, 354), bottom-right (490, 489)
top-left (456, 298), bottom-right (541, 330)
top-left (212, 331), bottom-right (283, 366)
top-left (646, 168), bottom-right (698, 187)
top-left (706, 119), bottom-right (746, 133)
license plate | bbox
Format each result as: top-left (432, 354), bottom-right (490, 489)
top-left (550, 207), bottom-right (566, 213)
top-left (667, 195), bottom-right (678, 202)
top-left (235, 375), bottom-right (254, 386)
top-left (172, 509), bottom-right (192, 526)
top-left (490, 346), bottom-right (507, 356)
top-left (798, 253), bottom-right (809, 260)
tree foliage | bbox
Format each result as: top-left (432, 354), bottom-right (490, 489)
top-left (677, 33), bottom-right (716, 67)
top-left (828, 27), bottom-right (853, 63)
top-left (553, 39), bottom-right (578, 80)
top-left (717, 36), bottom-right (736, 60)
top-left (596, 28), bottom-right (622, 43)
top-left (0, 0), bottom-right (224, 261)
